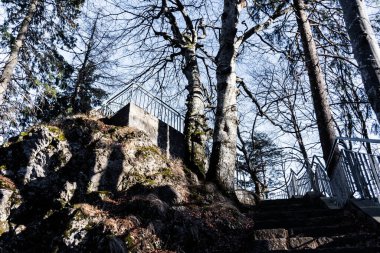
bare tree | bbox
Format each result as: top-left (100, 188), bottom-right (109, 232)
top-left (237, 125), bottom-right (282, 202)
top-left (293, 0), bottom-right (339, 175)
top-left (207, 0), bottom-right (290, 193)
top-left (108, 0), bottom-right (212, 177)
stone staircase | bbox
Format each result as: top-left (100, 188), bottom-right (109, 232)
top-left (250, 197), bottom-right (380, 252)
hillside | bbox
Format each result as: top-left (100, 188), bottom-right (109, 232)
top-left (0, 116), bottom-right (253, 253)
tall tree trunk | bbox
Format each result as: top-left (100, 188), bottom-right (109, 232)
top-left (0, 0), bottom-right (40, 105)
top-left (207, 0), bottom-right (245, 193)
top-left (183, 47), bottom-right (209, 178)
top-left (339, 0), bottom-right (380, 123)
top-left (158, 0), bottom-right (209, 179)
top-left (71, 14), bottom-right (98, 114)
top-left (293, 0), bottom-right (339, 176)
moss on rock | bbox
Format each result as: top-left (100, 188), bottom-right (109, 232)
top-left (46, 126), bottom-right (66, 141)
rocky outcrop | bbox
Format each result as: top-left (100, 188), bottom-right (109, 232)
top-left (0, 115), bottom-right (253, 253)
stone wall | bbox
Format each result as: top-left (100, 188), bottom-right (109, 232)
top-left (108, 103), bottom-right (185, 159)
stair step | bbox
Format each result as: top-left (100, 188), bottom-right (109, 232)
top-left (252, 208), bottom-right (345, 220)
top-left (258, 198), bottom-right (308, 206)
top-left (254, 215), bottom-right (352, 229)
top-left (271, 247), bottom-right (380, 253)
top-left (255, 202), bottom-right (323, 212)
top-left (258, 199), bottom-right (310, 207)
top-left (254, 229), bottom-right (288, 240)
top-left (254, 224), bottom-right (367, 239)
top-left (252, 198), bottom-right (379, 252)
top-left (289, 224), bottom-right (366, 237)
top-left (253, 233), bottom-right (379, 251)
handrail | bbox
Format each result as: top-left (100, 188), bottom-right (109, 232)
top-left (99, 83), bottom-right (185, 132)
top-left (293, 137), bottom-right (380, 205)
top-left (326, 137), bottom-right (380, 172)
top-left (250, 136), bottom-right (380, 203)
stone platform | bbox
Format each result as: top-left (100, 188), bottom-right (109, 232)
top-left (106, 103), bottom-right (185, 159)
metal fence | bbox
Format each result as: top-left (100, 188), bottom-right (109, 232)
top-left (239, 137), bottom-right (380, 205)
top-left (328, 138), bottom-right (380, 206)
top-left (272, 137), bottom-right (380, 206)
top-left (99, 84), bottom-right (185, 132)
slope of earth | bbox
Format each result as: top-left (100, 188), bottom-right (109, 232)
top-left (0, 115), bottom-right (254, 253)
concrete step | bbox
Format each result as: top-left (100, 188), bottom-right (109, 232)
top-left (254, 214), bottom-right (352, 229)
top-left (271, 247), bottom-right (380, 253)
top-left (254, 224), bottom-right (368, 240)
top-left (252, 198), bottom-right (379, 252)
top-left (255, 200), bottom-right (325, 212)
top-left (253, 233), bottom-right (379, 251)
top-left (289, 224), bottom-right (367, 237)
top-left (258, 198), bottom-right (308, 206)
top-left (257, 199), bottom-right (311, 208)
top-left (251, 208), bottom-right (345, 220)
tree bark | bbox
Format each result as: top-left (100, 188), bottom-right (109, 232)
top-left (183, 47), bottom-right (209, 178)
top-left (293, 0), bottom-right (339, 176)
top-left (0, 0), bottom-right (40, 105)
top-left (339, 0), bottom-right (380, 123)
top-left (207, 0), bottom-right (245, 193)
top-left (158, 0), bottom-right (209, 179)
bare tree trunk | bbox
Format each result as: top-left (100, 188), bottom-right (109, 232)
top-left (339, 0), bottom-right (380, 123)
top-left (289, 100), bottom-right (320, 191)
top-left (286, 96), bottom-right (311, 168)
top-left (183, 47), bottom-right (209, 178)
top-left (0, 0), bottom-right (40, 105)
top-left (157, 0), bottom-right (209, 179)
top-left (207, 0), bottom-right (245, 193)
top-left (293, 0), bottom-right (339, 176)
top-left (237, 126), bottom-right (264, 202)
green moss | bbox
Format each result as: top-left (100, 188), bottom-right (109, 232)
top-left (47, 126), bottom-right (66, 141)
top-left (135, 146), bottom-right (161, 158)
top-left (192, 130), bottom-right (206, 137)
top-left (14, 131), bottom-right (31, 143)
top-left (159, 167), bottom-right (174, 178)
top-left (194, 158), bottom-right (206, 175)
top-left (0, 181), bottom-right (8, 189)
top-left (145, 179), bottom-right (156, 185)
top-left (130, 172), bottom-right (157, 186)
top-left (124, 234), bottom-right (135, 248)
top-left (19, 132), bottom-right (29, 137)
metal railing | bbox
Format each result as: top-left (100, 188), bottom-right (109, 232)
top-left (99, 84), bottom-right (185, 132)
top-left (275, 137), bottom-right (380, 206)
top-left (328, 137), bottom-right (380, 206)
top-left (237, 137), bottom-right (380, 205)
top-left (287, 168), bottom-right (312, 197)
top-left (262, 156), bottom-right (329, 200)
